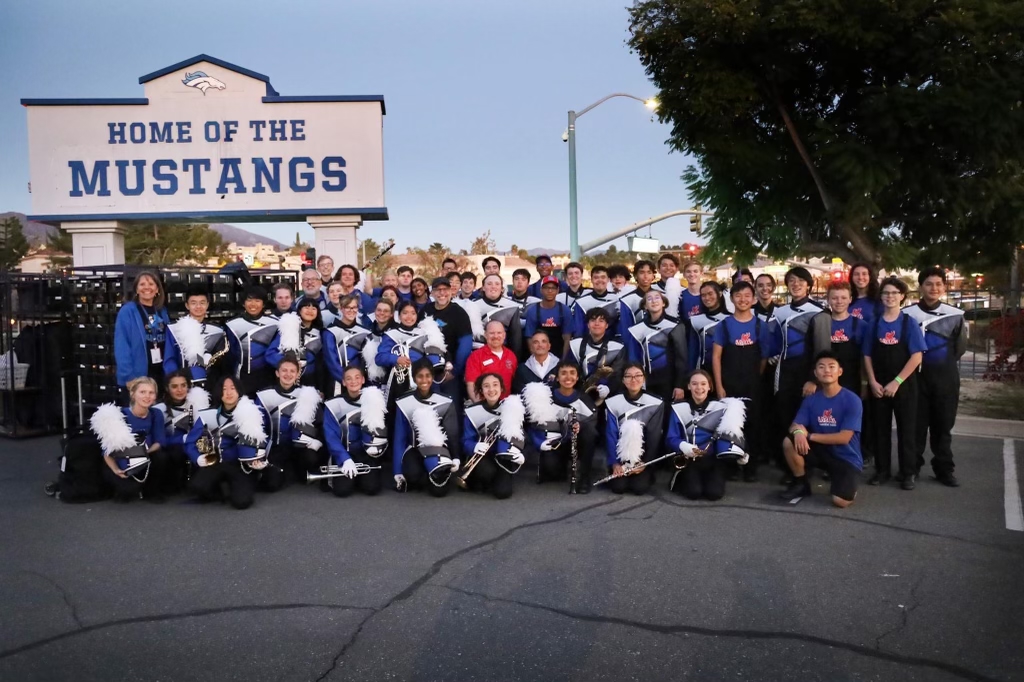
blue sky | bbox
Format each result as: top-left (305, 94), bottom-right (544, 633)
top-left (0, 0), bottom-right (697, 253)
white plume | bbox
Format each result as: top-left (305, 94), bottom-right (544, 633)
top-left (418, 316), bottom-right (448, 354)
top-left (522, 382), bottom-right (560, 424)
top-left (290, 386), bottom-right (321, 427)
top-left (455, 298), bottom-right (485, 341)
top-left (497, 394), bottom-right (526, 443)
top-left (90, 403), bottom-right (137, 455)
top-left (664, 276), bottom-right (683, 319)
top-left (231, 396), bottom-right (268, 445)
top-left (717, 397), bottom-right (747, 442)
top-left (362, 336), bottom-right (385, 381)
top-left (616, 419), bottom-right (645, 465)
top-left (170, 317), bottom-right (205, 365)
top-left (187, 386), bottom-right (211, 412)
top-left (277, 312), bottom-right (303, 352)
top-left (360, 386), bottom-right (387, 433)
top-left (411, 406), bottom-right (447, 448)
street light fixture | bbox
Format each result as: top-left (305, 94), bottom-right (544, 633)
top-left (566, 93), bottom-right (658, 260)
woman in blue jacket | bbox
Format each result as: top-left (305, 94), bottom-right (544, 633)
top-left (114, 271), bottom-right (171, 394)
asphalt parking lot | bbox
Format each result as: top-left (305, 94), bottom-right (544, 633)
top-left (1, 434), bottom-right (1021, 682)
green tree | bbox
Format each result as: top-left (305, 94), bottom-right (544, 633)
top-left (408, 242), bottom-right (453, 279)
top-left (0, 216), bottom-right (30, 270)
top-left (629, 0), bottom-right (1024, 268)
top-left (359, 238), bottom-right (396, 277)
top-left (46, 225), bottom-right (74, 268)
top-left (470, 230), bottom-right (497, 255)
top-left (124, 224), bottom-right (226, 265)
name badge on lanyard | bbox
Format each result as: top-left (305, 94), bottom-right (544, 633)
top-left (150, 346), bottom-right (163, 364)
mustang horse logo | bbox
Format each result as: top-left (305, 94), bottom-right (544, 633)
top-left (182, 71), bottom-right (226, 95)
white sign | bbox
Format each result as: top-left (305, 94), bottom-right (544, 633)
top-left (22, 55), bottom-right (387, 225)
top-left (242, 253), bottom-right (255, 266)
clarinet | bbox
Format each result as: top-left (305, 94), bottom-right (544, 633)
top-left (568, 407), bottom-right (579, 495)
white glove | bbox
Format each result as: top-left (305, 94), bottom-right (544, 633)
top-left (450, 458), bottom-right (461, 472)
top-left (394, 474), bottom-right (407, 491)
top-left (366, 438), bottom-right (387, 456)
top-left (473, 442), bottom-right (490, 457)
top-left (596, 385), bottom-right (610, 399)
top-left (540, 434), bottom-right (560, 451)
top-left (297, 435), bottom-right (323, 452)
top-left (509, 450), bottom-right (525, 466)
top-left (200, 352), bottom-right (212, 365)
top-left (340, 459), bottom-right (358, 479)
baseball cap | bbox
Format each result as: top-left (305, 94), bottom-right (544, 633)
top-left (541, 276), bottom-right (559, 286)
top-left (430, 277), bottom-right (451, 289)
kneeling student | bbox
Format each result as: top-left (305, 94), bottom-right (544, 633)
top-left (780, 351), bottom-right (864, 508)
top-left (459, 373), bottom-right (527, 499)
top-left (322, 365), bottom-right (390, 497)
top-left (603, 362), bottom-right (666, 495)
top-left (393, 359), bottom-right (461, 496)
top-left (255, 354), bottom-right (324, 490)
top-left (666, 370), bottom-right (748, 501)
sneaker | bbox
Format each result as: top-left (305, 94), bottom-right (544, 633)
top-left (900, 474), bottom-right (917, 491)
top-left (779, 472), bottom-right (795, 486)
top-left (869, 472), bottom-right (891, 486)
top-left (936, 472), bottom-right (960, 487)
top-left (44, 481), bottom-right (59, 497)
top-left (779, 479), bottom-right (811, 501)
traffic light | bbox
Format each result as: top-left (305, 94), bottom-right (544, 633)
top-left (687, 243), bottom-right (697, 256)
top-left (689, 206), bottom-right (703, 236)
top-left (304, 247), bottom-right (316, 267)
top-left (832, 270), bottom-right (845, 283)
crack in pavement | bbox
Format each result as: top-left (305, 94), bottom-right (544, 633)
top-left (439, 585), bottom-right (1001, 682)
top-left (605, 497), bottom-right (658, 517)
top-left (0, 603), bottom-right (377, 661)
top-left (874, 574), bottom-right (926, 651)
top-left (652, 491), bottom-right (1023, 553)
top-left (312, 496), bottom-right (621, 681)
top-left (21, 570), bottom-right (84, 629)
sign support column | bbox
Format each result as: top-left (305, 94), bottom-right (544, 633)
top-left (307, 215), bottom-right (362, 269)
top-left (62, 221), bottom-right (127, 266)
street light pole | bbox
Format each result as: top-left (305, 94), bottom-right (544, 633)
top-left (566, 93), bottom-right (657, 261)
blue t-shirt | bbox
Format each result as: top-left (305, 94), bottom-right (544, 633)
top-left (861, 311), bottom-right (927, 356)
top-left (680, 290), bottom-right (702, 320)
top-left (830, 316), bottom-right (864, 351)
top-left (849, 297), bottom-right (878, 327)
top-left (712, 315), bottom-right (770, 358)
top-left (794, 388), bottom-right (863, 469)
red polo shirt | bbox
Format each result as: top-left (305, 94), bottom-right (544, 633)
top-left (465, 345), bottom-right (518, 398)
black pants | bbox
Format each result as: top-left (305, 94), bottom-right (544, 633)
top-left (608, 466), bottom-right (654, 495)
top-left (162, 443), bottom-right (188, 495)
top-left (330, 450), bottom-right (384, 497)
top-left (773, 362), bottom-right (809, 470)
top-left (672, 457), bottom-right (726, 501)
top-left (188, 462), bottom-right (257, 510)
top-left (462, 456), bottom-right (514, 499)
top-left (740, 395), bottom-right (762, 477)
top-left (871, 380), bottom-right (919, 477)
top-left (539, 422), bottom-right (596, 485)
top-left (103, 449), bottom-right (171, 501)
top-left (402, 449), bottom-right (452, 497)
top-left (915, 364), bottom-right (959, 476)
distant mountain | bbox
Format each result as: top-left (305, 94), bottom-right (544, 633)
top-left (523, 247), bottom-right (569, 257)
top-left (0, 212), bottom-right (284, 249)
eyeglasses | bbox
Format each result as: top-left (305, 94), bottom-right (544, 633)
top-left (344, 306), bottom-right (359, 311)
top-left (623, 373), bottom-right (645, 380)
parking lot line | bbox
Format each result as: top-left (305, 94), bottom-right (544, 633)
top-left (1005, 438), bottom-right (1023, 532)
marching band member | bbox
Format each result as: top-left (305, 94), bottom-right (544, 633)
top-left (567, 307), bottom-right (626, 401)
top-left (826, 282), bottom-right (865, 393)
top-left (377, 301), bottom-right (448, 407)
top-left (184, 376), bottom-right (269, 510)
top-left (862, 277), bottom-right (926, 489)
top-left (524, 276), bottom-right (574, 359)
top-left (270, 282), bottom-right (295, 318)
top-left (411, 277), bottom-right (432, 313)
top-left (711, 281), bottom-right (769, 481)
top-left (603, 362), bottom-right (666, 495)
top-left (362, 298), bottom-right (397, 387)
top-left (114, 270), bottom-right (170, 393)
top-left (617, 260), bottom-right (656, 340)
top-left (471, 274), bottom-right (524, 357)
top-left (524, 361), bottom-right (599, 492)
top-left (666, 369), bottom-right (748, 501)
top-left (265, 298), bottom-right (326, 390)
top-left (459, 373), bottom-right (527, 499)
top-left (255, 354), bottom-right (324, 488)
top-left (780, 351), bottom-right (864, 507)
top-left (687, 281), bottom-right (730, 372)
top-left (849, 263), bottom-right (880, 326)
top-left (324, 281), bottom-right (345, 321)
top-left (625, 289), bottom-right (688, 407)
top-left (90, 376), bottom-right (168, 503)
top-left (295, 268), bottom-right (335, 325)
top-left (459, 271), bottom-right (479, 300)
top-left (421, 277), bottom-right (474, 402)
top-left (556, 262), bottom-right (590, 313)
top-left (395, 265), bottom-right (415, 300)
top-left (769, 267), bottom-right (832, 477)
top-left (393, 359), bottom-right (462, 496)
top-left (607, 264), bottom-right (635, 297)
top-left (527, 255), bottom-right (567, 298)
top-left (653, 254), bottom-right (682, 317)
top-left (906, 267), bottom-right (967, 487)
top-left (226, 286), bottom-right (279, 396)
top-left (472, 257), bottom-right (502, 300)
top-left (323, 294), bottom-right (373, 398)
top-left (316, 255), bottom-right (336, 288)
top-left (335, 263), bottom-right (376, 325)
top-left (509, 268), bottom-right (541, 328)
top-left (680, 260), bottom-right (705, 320)
top-left (753, 273), bottom-right (778, 323)
top-left (465, 320), bottom-right (518, 402)
top-left (512, 331), bottom-right (560, 394)
top-left (163, 284), bottom-right (229, 390)
top-left (153, 369), bottom-right (211, 495)
top-left (322, 365), bottom-right (389, 497)
top-left (572, 266), bottom-right (620, 339)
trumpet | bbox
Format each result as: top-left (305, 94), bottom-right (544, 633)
top-left (455, 427), bottom-right (499, 489)
top-left (306, 463), bottom-right (381, 483)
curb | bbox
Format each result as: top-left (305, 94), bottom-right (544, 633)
top-left (951, 416), bottom-right (1024, 440)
